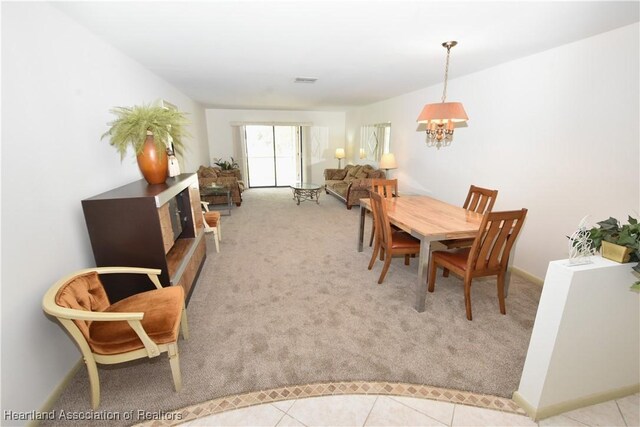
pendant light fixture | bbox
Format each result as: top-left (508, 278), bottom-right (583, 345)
top-left (417, 41), bottom-right (468, 149)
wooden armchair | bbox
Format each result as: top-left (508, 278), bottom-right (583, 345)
top-left (42, 267), bottom-right (189, 408)
top-left (428, 209), bottom-right (528, 320)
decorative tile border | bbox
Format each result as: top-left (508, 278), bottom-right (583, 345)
top-left (133, 381), bottom-right (525, 426)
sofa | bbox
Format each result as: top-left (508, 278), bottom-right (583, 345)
top-left (324, 164), bottom-right (386, 209)
top-left (197, 166), bottom-right (244, 206)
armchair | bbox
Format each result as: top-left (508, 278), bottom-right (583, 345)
top-left (42, 267), bottom-right (189, 408)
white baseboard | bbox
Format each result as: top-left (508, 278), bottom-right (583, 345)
top-left (513, 384), bottom-right (640, 421)
top-left (510, 265), bottom-right (544, 286)
top-left (28, 358), bottom-right (82, 427)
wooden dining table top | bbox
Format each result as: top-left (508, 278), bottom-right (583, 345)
top-left (359, 195), bottom-right (484, 240)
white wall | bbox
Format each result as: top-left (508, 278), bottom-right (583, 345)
top-left (205, 109), bottom-right (346, 185)
top-left (1, 3), bottom-right (209, 417)
top-left (345, 23), bottom-right (640, 279)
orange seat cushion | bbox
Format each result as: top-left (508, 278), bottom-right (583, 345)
top-left (390, 230), bottom-right (420, 249)
top-left (433, 248), bottom-right (471, 271)
top-left (204, 211), bottom-right (220, 227)
top-left (89, 286), bottom-right (184, 355)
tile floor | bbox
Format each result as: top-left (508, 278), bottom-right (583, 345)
top-left (178, 392), bottom-right (639, 427)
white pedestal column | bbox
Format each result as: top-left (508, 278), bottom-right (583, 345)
top-left (513, 257), bottom-right (639, 420)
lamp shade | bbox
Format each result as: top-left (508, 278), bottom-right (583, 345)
top-left (416, 102), bottom-right (468, 124)
top-left (335, 148), bottom-right (346, 159)
top-left (379, 153), bottom-right (397, 170)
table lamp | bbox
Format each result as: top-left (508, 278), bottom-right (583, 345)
top-left (335, 148), bottom-right (346, 168)
top-left (379, 153), bottom-right (397, 175)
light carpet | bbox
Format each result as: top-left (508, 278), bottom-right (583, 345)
top-left (45, 188), bottom-right (541, 426)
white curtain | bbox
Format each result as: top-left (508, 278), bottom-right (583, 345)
top-left (231, 125), bottom-right (248, 184)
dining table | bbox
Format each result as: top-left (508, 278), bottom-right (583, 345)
top-left (358, 195), bottom-right (495, 312)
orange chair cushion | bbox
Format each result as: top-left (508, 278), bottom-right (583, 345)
top-left (88, 286), bottom-right (184, 355)
top-left (55, 272), bottom-right (111, 341)
top-left (433, 248), bottom-right (471, 271)
top-left (204, 211), bottom-right (220, 227)
top-left (390, 231), bottom-right (421, 249)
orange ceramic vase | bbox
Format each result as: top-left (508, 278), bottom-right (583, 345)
top-left (137, 135), bottom-right (168, 185)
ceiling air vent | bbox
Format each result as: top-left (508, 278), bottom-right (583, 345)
top-left (294, 77), bottom-right (318, 84)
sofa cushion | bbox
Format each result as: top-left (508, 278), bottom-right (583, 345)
top-left (328, 181), bottom-right (349, 197)
top-left (326, 180), bottom-right (346, 191)
top-left (217, 169), bottom-right (242, 180)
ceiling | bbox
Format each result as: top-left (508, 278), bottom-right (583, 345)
top-left (54, 1), bottom-right (639, 111)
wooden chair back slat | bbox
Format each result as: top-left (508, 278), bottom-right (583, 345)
top-left (371, 179), bottom-right (398, 199)
top-left (473, 220), bottom-right (501, 270)
top-left (487, 221), bottom-right (513, 269)
top-left (462, 185), bottom-right (498, 214)
top-left (370, 192), bottom-right (393, 248)
top-left (469, 209), bottom-right (528, 274)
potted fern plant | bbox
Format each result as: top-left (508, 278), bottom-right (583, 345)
top-left (102, 104), bottom-right (189, 184)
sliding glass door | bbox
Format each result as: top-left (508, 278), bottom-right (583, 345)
top-left (245, 125), bottom-right (300, 187)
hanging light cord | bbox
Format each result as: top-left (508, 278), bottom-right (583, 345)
top-left (441, 44), bottom-right (452, 103)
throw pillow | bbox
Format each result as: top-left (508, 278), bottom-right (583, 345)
top-left (355, 170), bottom-right (368, 179)
top-left (199, 167), bottom-right (218, 179)
top-left (369, 170), bottom-right (385, 179)
top-left (346, 165), bottom-right (362, 179)
top-left (332, 170), bottom-right (347, 180)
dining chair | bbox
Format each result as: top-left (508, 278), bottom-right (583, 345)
top-left (42, 267), bottom-right (189, 408)
top-left (201, 201), bottom-right (222, 252)
top-left (428, 208), bottom-right (528, 320)
top-left (368, 191), bottom-right (421, 284)
top-left (368, 179), bottom-right (399, 247)
top-left (441, 185), bottom-right (498, 250)
top-left (439, 185), bottom-right (498, 278)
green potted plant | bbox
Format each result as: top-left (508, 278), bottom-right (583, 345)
top-left (102, 104), bottom-right (189, 184)
top-left (588, 216), bottom-right (640, 291)
top-left (213, 157), bottom-right (239, 171)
